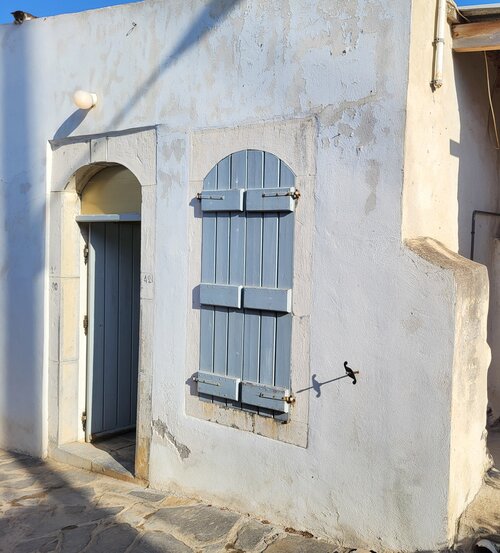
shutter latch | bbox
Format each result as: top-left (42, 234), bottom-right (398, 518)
top-left (83, 315), bottom-right (88, 336)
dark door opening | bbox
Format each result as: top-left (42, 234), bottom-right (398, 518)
top-left (86, 222), bottom-right (141, 470)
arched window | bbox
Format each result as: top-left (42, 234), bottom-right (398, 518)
top-left (195, 150), bottom-right (298, 417)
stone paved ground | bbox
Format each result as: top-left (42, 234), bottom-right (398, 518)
top-left (455, 427), bottom-right (500, 552)
top-left (0, 449), bottom-right (343, 553)
top-left (456, 466), bottom-right (500, 550)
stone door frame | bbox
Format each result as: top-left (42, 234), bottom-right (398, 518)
top-left (47, 127), bottom-right (157, 481)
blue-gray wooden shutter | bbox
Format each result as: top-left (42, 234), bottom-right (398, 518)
top-left (197, 150), bottom-right (295, 415)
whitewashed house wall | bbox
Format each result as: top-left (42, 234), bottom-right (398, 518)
top-left (0, 1), bottom-right (496, 550)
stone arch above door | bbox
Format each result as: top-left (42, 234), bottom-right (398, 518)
top-left (50, 128), bottom-right (157, 193)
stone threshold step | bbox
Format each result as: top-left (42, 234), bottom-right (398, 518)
top-left (50, 441), bottom-right (141, 484)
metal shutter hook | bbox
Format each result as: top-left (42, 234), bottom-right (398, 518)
top-left (344, 361), bottom-right (359, 385)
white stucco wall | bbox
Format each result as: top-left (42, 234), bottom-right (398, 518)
top-left (403, 1), bottom-right (495, 526)
top-left (403, 5), bottom-right (499, 256)
top-left (0, 1), bottom-right (492, 550)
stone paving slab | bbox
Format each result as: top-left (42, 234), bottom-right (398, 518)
top-left (0, 449), bottom-right (343, 553)
top-left (456, 466), bottom-right (500, 552)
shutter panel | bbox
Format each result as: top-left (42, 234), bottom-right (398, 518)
top-left (199, 166), bottom-right (217, 401)
top-left (227, 151), bottom-right (247, 407)
top-left (257, 153), bottom-right (282, 416)
top-left (198, 151), bottom-right (295, 413)
top-left (275, 160), bottom-right (294, 396)
top-left (242, 150), bottom-right (264, 414)
top-left (212, 156), bottom-right (231, 406)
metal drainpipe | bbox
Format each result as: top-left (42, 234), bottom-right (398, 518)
top-left (432, 0), bottom-right (447, 90)
top-left (470, 210), bottom-right (500, 260)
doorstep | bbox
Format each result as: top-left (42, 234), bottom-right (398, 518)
top-left (50, 441), bottom-right (140, 484)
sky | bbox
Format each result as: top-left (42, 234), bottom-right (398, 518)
top-left (0, 0), bottom-right (140, 24)
top-left (0, 0), bottom-right (499, 24)
top-left (457, 0), bottom-right (500, 4)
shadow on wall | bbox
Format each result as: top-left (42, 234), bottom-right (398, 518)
top-left (0, 0), bottom-right (242, 455)
top-left (53, 109), bottom-right (90, 141)
top-left (55, 0), bottom-right (243, 140)
top-left (0, 21), bottom-right (45, 453)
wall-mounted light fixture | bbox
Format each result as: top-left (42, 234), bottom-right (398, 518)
top-left (73, 90), bottom-right (98, 110)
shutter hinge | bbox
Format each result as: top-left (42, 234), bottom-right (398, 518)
top-left (261, 189), bottom-right (301, 200)
top-left (258, 392), bottom-right (296, 405)
top-left (196, 192), bottom-right (224, 200)
top-left (81, 411), bottom-right (87, 432)
top-left (83, 244), bottom-right (89, 264)
top-left (83, 315), bottom-right (88, 336)
top-left (192, 375), bottom-right (221, 386)
top-left (197, 190), bottom-right (301, 200)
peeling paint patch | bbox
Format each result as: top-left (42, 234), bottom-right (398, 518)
top-left (151, 418), bottom-right (190, 459)
top-left (364, 160), bottom-right (380, 215)
top-left (402, 312), bottom-right (423, 335)
top-left (169, 138), bottom-right (185, 163)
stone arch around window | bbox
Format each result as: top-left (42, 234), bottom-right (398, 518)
top-left (186, 119), bottom-right (316, 447)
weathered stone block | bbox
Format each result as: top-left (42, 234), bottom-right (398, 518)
top-left (233, 520), bottom-right (275, 551)
top-left (265, 535), bottom-right (338, 553)
top-left (144, 505), bottom-right (241, 544)
top-left (130, 531), bottom-right (193, 553)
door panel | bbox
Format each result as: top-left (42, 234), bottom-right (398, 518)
top-left (116, 224), bottom-right (133, 429)
top-left (87, 223), bottom-right (141, 440)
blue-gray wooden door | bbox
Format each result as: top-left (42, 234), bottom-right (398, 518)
top-left (87, 222), bottom-right (140, 440)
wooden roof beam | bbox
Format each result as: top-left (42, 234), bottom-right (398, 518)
top-left (453, 20), bottom-right (500, 52)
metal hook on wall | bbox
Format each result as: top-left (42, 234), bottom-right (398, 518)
top-left (344, 361), bottom-right (359, 385)
top-left (295, 361), bottom-right (360, 398)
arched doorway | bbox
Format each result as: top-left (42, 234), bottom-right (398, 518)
top-left (77, 166), bottom-right (141, 443)
top-left (76, 166), bottom-right (141, 471)
top-left (48, 130), bottom-right (156, 483)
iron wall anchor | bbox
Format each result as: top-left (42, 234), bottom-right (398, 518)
top-left (344, 361), bottom-right (359, 385)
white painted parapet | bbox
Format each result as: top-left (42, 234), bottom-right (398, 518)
top-left (407, 238), bottom-right (491, 539)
